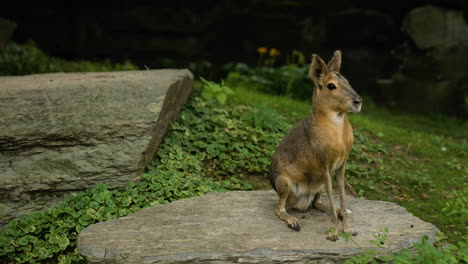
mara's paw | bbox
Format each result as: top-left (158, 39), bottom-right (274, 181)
top-left (326, 229), bottom-right (339, 241)
top-left (343, 226), bottom-right (357, 236)
top-left (343, 230), bottom-right (358, 237)
top-left (287, 217), bottom-right (301, 231)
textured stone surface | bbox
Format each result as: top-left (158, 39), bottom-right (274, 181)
top-left (0, 69), bottom-right (193, 223)
top-left (78, 190), bottom-right (440, 264)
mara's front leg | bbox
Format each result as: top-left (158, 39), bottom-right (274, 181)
top-left (324, 169), bottom-right (339, 241)
top-left (337, 164), bottom-right (357, 236)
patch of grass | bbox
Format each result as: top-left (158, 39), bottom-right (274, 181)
top-left (225, 83), bottom-right (311, 122)
top-left (350, 102), bottom-right (467, 242)
top-left (226, 81), bottom-right (468, 243)
top-left (359, 99), bottom-right (468, 138)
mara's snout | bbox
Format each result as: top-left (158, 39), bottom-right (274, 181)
top-left (350, 96), bottom-right (362, 113)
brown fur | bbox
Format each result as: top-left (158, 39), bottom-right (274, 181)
top-left (270, 50), bottom-right (362, 241)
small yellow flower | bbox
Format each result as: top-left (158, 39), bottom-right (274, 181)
top-left (269, 48), bottom-right (280, 57)
top-left (257, 47), bottom-right (268, 54)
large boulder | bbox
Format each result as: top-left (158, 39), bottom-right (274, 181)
top-left (402, 5), bottom-right (468, 50)
top-left (78, 190), bottom-right (440, 264)
top-left (0, 69), bottom-right (193, 223)
top-left (376, 5), bottom-right (468, 118)
top-left (0, 17), bottom-right (16, 48)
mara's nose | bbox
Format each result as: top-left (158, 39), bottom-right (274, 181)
top-left (353, 97), bottom-right (362, 105)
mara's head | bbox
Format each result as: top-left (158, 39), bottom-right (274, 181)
top-left (309, 50), bottom-right (362, 114)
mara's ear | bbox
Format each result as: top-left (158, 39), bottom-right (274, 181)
top-left (309, 54), bottom-right (329, 89)
top-left (327, 50), bottom-right (342, 73)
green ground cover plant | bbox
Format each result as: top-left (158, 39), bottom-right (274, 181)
top-left (341, 229), bottom-right (467, 264)
top-left (0, 41), bottom-right (137, 76)
top-left (224, 62), bottom-right (311, 100)
top-left (223, 49), bottom-right (311, 100)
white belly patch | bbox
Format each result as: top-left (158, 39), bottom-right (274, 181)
top-left (292, 194), bottom-right (315, 211)
top-left (290, 183), bottom-right (323, 211)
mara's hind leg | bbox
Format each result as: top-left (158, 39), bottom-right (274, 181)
top-left (312, 192), bottom-right (341, 218)
top-left (274, 176), bottom-right (300, 231)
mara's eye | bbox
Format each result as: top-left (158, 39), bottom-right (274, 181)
top-left (327, 83), bottom-right (336, 90)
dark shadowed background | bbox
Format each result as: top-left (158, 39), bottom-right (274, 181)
top-left (1, 0), bottom-right (467, 117)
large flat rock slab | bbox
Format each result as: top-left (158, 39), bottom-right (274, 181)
top-left (0, 69), bottom-right (193, 223)
top-left (78, 190), bottom-right (440, 264)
